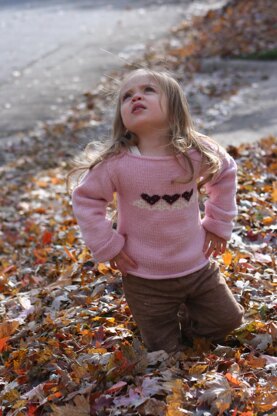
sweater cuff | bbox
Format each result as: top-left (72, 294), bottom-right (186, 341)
top-left (93, 232), bottom-right (125, 263)
top-left (201, 217), bottom-right (234, 241)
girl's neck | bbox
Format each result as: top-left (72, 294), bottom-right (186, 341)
top-left (136, 132), bottom-right (174, 157)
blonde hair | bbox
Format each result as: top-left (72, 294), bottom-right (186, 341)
top-left (68, 68), bottom-right (223, 193)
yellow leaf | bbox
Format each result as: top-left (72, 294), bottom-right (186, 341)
top-left (2, 389), bottom-right (20, 403)
top-left (222, 251), bottom-right (232, 266)
top-left (166, 379), bottom-right (185, 416)
top-left (189, 364), bottom-right (208, 376)
top-left (244, 160), bottom-right (253, 170)
top-left (12, 399), bottom-right (27, 410)
top-left (272, 181), bottom-right (277, 202)
top-left (35, 180), bottom-right (48, 188)
top-left (106, 317), bottom-right (115, 325)
top-left (98, 263), bottom-right (110, 274)
top-left (65, 229), bottom-right (77, 245)
top-left (87, 348), bottom-right (107, 354)
top-left (92, 316), bottom-right (101, 321)
top-left (262, 216), bottom-right (273, 225)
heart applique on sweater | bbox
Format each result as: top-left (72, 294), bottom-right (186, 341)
top-left (182, 189), bottom-right (193, 201)
top-left (140, 189), bottom-right (193, 206)
top-left (162, 194), bottom-right (180, 205)
top-left (141, 194), bottom-right (161, 205)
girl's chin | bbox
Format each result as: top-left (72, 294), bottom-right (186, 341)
top-left (126, 122), bottom-right (165, 135)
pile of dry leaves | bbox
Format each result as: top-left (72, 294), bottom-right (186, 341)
top-left (0, 122), bottom-right (276, 415)
top-left (166, 0), bottom-right (277, 64)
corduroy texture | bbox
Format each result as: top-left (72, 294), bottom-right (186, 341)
top-left (122, 260), bottom-right (244, 353)
top-left (72, 146), bottom-right (237, 279)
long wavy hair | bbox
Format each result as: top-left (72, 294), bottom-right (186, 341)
top-left (67, 68), bottom-right (223, 193)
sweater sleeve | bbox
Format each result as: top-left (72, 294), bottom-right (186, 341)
top-left (71, 161), bottom-right (125, 262)
top-left (200, 149), bottom-right (238, 241)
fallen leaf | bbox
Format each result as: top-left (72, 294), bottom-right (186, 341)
top-left (51, 395), bottom-right (90, 415)
top-left (0, 321), bottom-right (20, 338)
top-left (222, 250), bottom-right (232, 266)
top-left (198, 374), bottom-right (232, 415)
top-left (0, 337), bottom-right (9, 352)
top-left (166, 379), bottom-right (185, 416)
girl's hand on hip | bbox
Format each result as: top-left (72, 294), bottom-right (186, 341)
top-left (203, 230), bottom-right (227, 258)
top-left (109, 250), bottom-right (137, 277)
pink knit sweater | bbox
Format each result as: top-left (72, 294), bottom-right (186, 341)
top-left (72, 145), bottom-right (237, 279)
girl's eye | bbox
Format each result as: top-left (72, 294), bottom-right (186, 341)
top-left (122, 92), bottom-right (131, 101)
top-left (145, 86), bottom-right (155, 92)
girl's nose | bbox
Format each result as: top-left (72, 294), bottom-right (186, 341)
top-left (131, 93), bottom-right (142, 102)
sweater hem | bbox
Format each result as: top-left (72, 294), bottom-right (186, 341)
top-left (125, 258), bottom-right (211, 280)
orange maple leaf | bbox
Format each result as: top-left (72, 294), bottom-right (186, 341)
top-left (0, 337), bottom-right (9, 352)
top-left (42, 230), bottom-right (53, 245)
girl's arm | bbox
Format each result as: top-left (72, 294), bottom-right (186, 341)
top-left (200, 149), bottom-right (238, 241)
top-left (71, 161), bottom-right (125, 263)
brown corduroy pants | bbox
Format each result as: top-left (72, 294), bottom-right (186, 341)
top-left (122, 260), bottom-right (244, 353)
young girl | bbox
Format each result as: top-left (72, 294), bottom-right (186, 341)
top-left (71, 68), bottom-right (244, 353)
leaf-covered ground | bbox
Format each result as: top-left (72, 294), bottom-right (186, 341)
top-left (1, 0), bottom-right (277, 414)
top-left (1, 117), bottom-right (276, 416)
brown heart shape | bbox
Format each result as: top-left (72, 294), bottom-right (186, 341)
top-left (141, 193), bottom-right (161, 205)
top-left (182, 189), bottom-right (193, 201)
top-left (162, 194), bottom-right (181, 205)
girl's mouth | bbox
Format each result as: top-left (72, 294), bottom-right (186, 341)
top-left (132, 104), bottom-right (146, 113)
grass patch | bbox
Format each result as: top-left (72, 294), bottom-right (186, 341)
top-left (235, 49), bottom-right (277, 60)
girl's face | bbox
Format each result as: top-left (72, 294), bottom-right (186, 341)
top-left (120, 73), bottom-right (169, 136)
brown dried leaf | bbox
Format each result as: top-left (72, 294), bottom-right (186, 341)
top-left (0, 320), bottom-right (20, 338)
top-left (51, 395), bottom-right (90, 416)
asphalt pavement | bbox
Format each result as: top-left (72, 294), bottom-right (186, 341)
top-left (0, 0), bottom-right (208, 139)
top-left (0, 0), bottom-right (276, 147)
